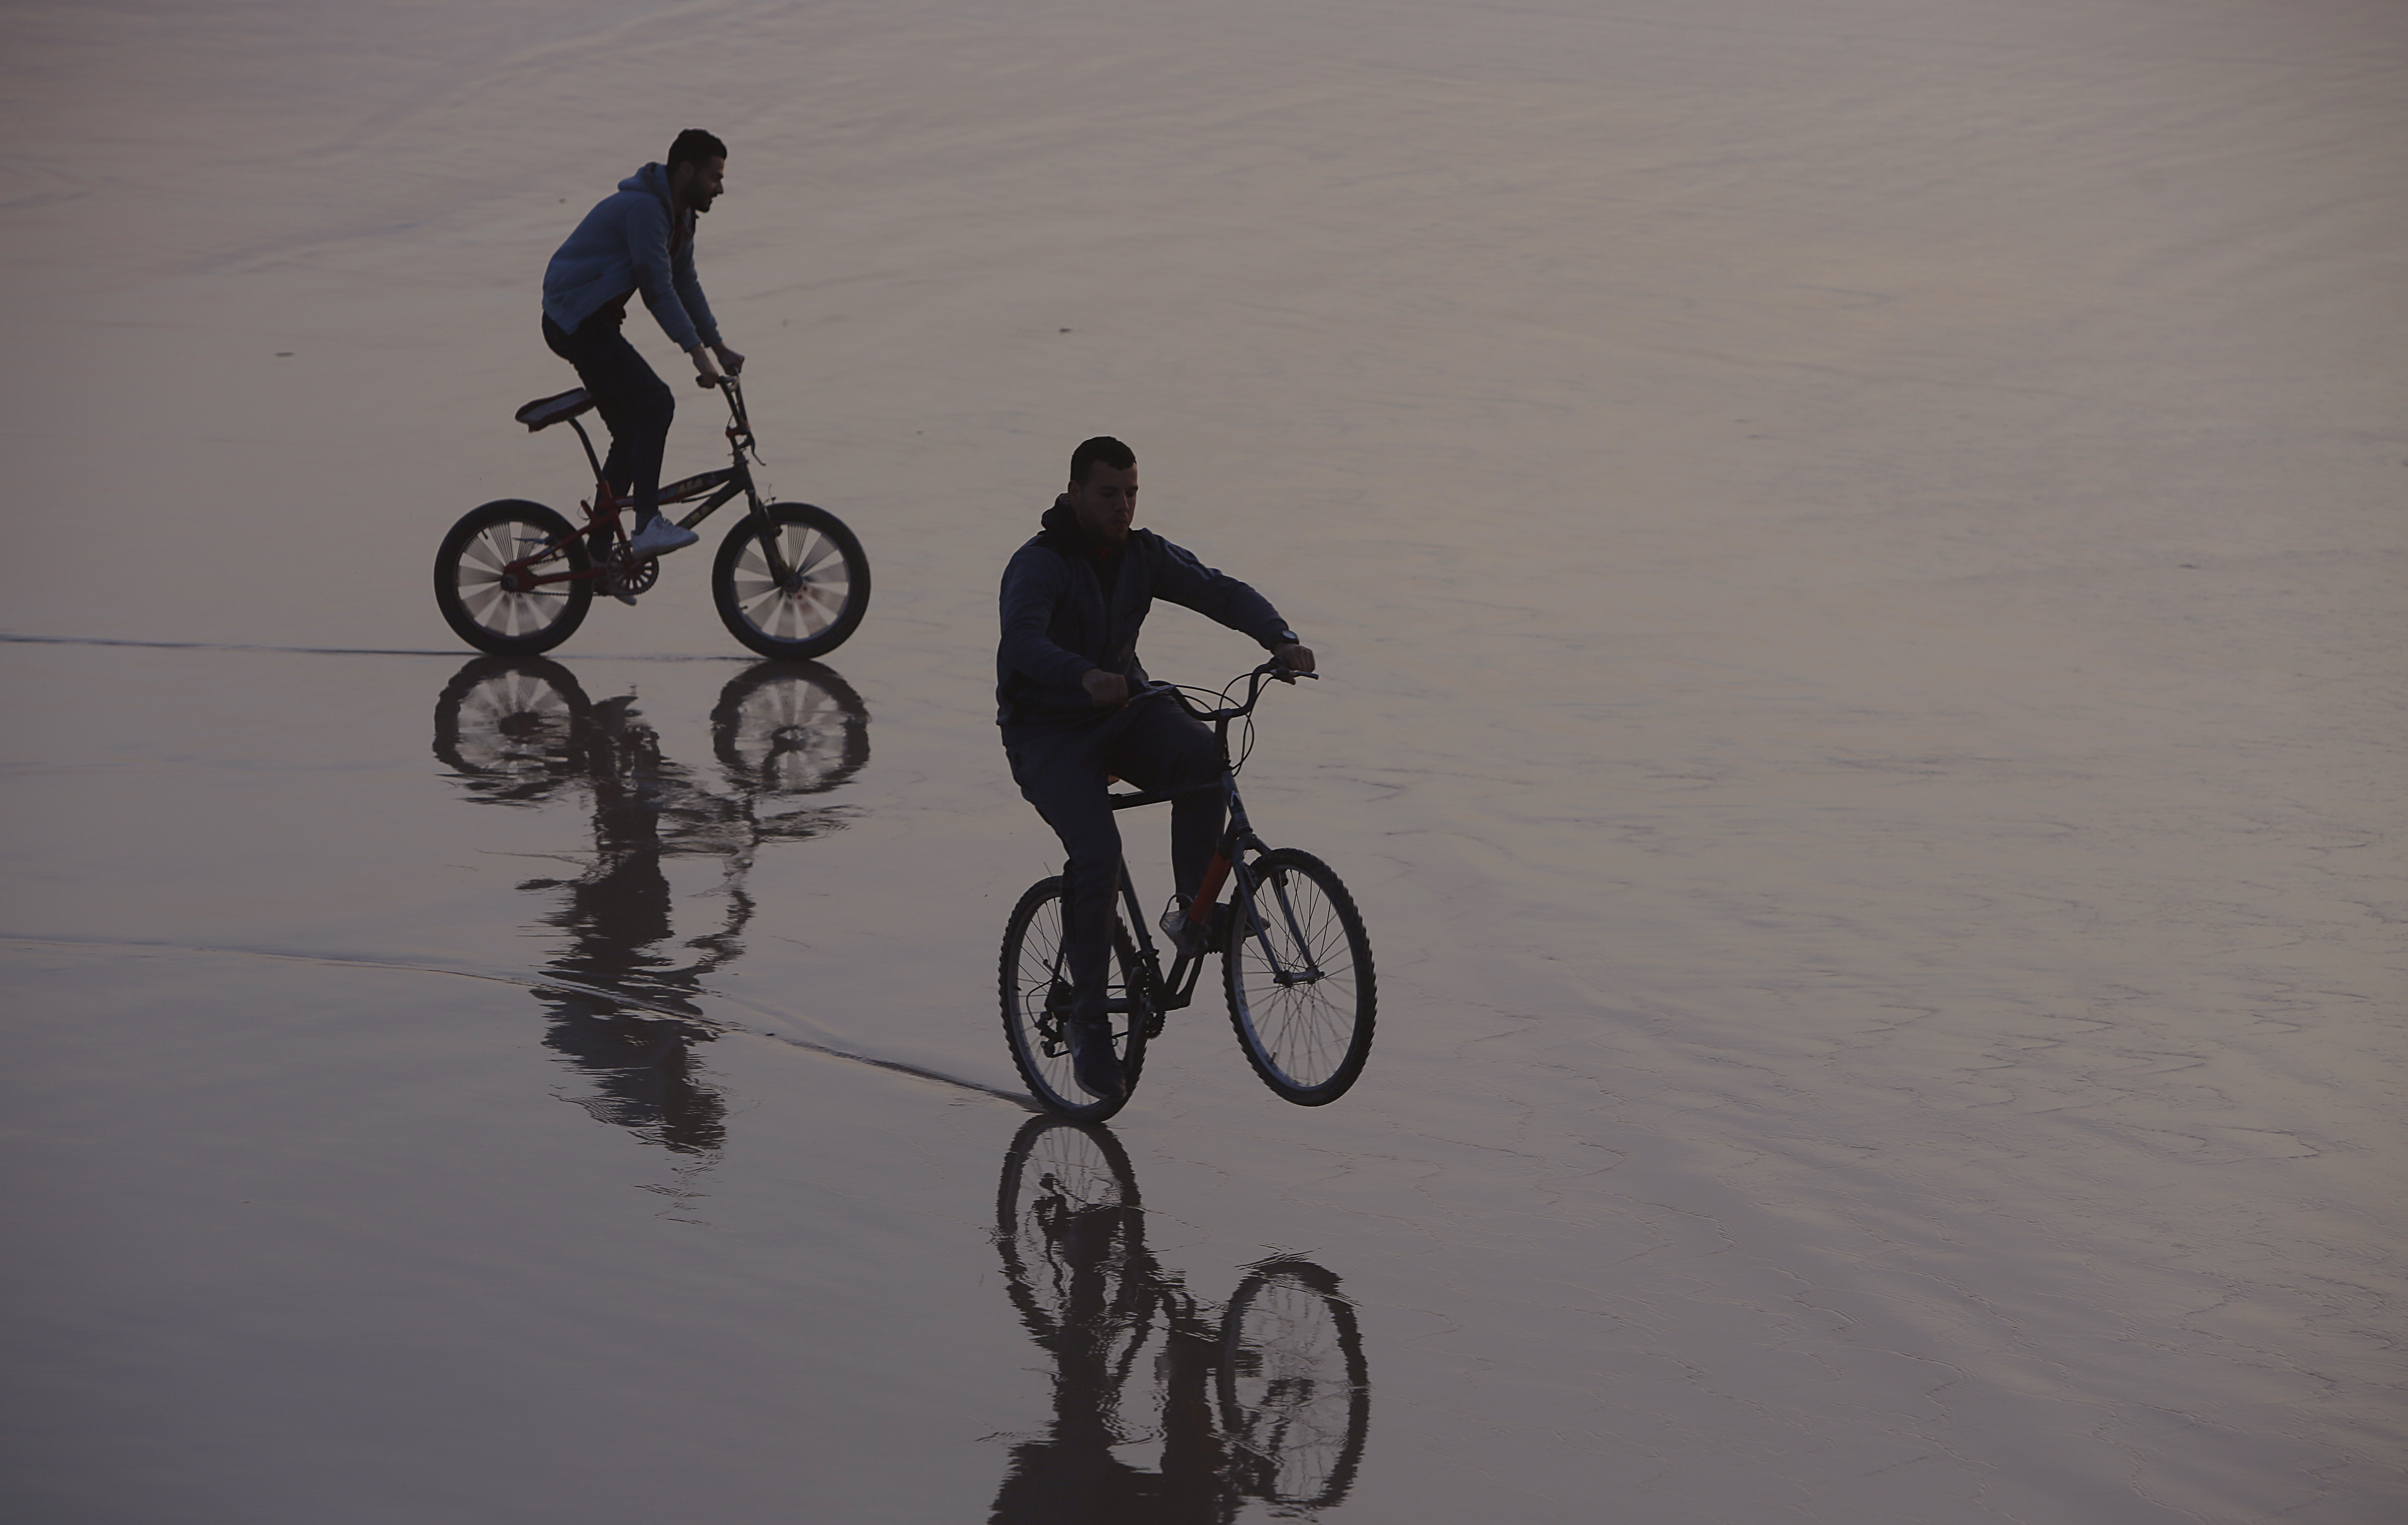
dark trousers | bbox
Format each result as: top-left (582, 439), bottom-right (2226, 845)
top-left (1007, 697), bottom-right (1224, 1023)
top-left (542, 310), bottom-right (674, 527)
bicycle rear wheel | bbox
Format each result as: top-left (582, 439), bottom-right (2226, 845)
top-left (994, 1116), bottom-right (1145, 1341)
top-left (1000, 875), bottom-right (1152, 1121)
top-left (434, 500), bottom-right (592, 655)
top-left (431, 655), bottom-right (592, 805)
top-left (711, 502), bottom-right (870, 660)
top-left (1224, 848), bottom-right (1376, 1105)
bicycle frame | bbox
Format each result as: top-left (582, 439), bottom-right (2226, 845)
top-left (498, 378), bottom-right (803, 592)
top-left (1099, 666), bottom-right (1331, 1022)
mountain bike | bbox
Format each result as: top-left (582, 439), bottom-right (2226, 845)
top-left (433, 375), bottom-right (869, 660)
top-left (998, 664), bottom-right (1376, 1122)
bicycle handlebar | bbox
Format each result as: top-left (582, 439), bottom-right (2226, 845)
top-left (1159, 661), bottom-right (1317, 724)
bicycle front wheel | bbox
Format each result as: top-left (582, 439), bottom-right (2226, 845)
top-left (434, 500), bottom-right (592, 655)
top-left (1225, 848), bottom-right (1376, 1105)
top-left (711, 502), bottom-right (870, 660)
top-left (1000, 875), bottom-right (1152, 1122)
top-left (1218, 1259), bottom-right (1371, 1509)
top-left (708, 660), bottom-right (870, 795)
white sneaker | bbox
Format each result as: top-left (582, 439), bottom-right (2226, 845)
top-left (628, 518), bottom-right (699, 558)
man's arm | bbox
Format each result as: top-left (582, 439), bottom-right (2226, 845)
top-left (1150, 539), bottom-right (1308, 666)
top-left (623, 196), bottom-right (733, 383)
top-left (668, 234), bottom-right (742, 383)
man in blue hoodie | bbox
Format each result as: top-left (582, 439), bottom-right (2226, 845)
top-left (998, 436), bottom-right (1315, 1098)
top-left (542, 129), bottom-right (746, 568)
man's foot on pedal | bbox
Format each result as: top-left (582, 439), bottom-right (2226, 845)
top-left (1165, 895), bottom-right (1235, 957)
top-left (628, 518), bottom-right (699, 558)
top-left (1067, 1018), bottom-right (1124, 1099)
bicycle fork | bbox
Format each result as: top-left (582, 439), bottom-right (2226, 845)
top-left (1226, 852), bottom-right (1326, 988)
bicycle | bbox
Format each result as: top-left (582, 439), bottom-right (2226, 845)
top-left (998, 663), bottom-right (1376, 1122)
top-left (433, 375), bottom-right (870, 660)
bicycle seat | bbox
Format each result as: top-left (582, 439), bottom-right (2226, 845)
top-left (515, 388), bottom-right (595, 432)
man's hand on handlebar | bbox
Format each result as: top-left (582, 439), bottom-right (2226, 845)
top-left (1084, 669), bottom-right (1132, 708)
top-left (689, 342), bottom-right (744, 388)
top-left (1271, 643), bottom-right (1317, 681)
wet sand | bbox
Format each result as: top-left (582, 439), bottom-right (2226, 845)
top-left (5, 1), bottom-right (2403, 1520)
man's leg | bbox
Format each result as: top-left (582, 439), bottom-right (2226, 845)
top-left (1108, 701), bottom-right (1224, 900)
top-left (1007, 727), bottom-right (1124, 1028)
top-left (543, 312), bottom-right (675, 528)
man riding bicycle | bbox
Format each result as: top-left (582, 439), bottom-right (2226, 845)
top-left (997, 436), bottom-right (1315, 1099)
top-left (541, 128), bottom-right (747, 581)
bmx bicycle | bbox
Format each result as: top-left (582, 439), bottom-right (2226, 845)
top-left (999, 663), bottom-right (1376, 1122)
top-left (433, 375), bottom-right (869, 660)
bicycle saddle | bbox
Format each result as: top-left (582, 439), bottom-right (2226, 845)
top-left (515, 388), bottom-right (595, 432)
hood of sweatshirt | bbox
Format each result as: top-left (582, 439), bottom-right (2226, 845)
top-left (618, 162), bottom-right (675, 204)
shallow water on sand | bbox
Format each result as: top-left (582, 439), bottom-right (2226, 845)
top-left (5, 2), bottom-right (2404, 1521)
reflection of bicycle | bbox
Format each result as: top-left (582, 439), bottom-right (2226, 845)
top-left (433, 376), bottom-right (870, 660)
top-left (991, 1116), bottom-right (1370, 1521)
top-left (434, 656), bottom-right (870, 806)
top-left (431, 655), bottom-right (868, 1154)
top-left (1000, 665), bottom-right (1377, 1122)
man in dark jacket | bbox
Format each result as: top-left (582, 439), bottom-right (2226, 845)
top-left (998, 436), bottom-right (1314, 1098)
top-left (541, 129), bottom-right (746, 570)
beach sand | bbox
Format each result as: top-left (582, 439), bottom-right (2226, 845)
top-left (4, 1), bottom-right (2403, 1519)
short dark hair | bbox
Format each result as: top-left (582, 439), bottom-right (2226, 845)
top-left (668, 129), bottom-right (728, 175)
top-left (1069, 436), bottom-right (1136, 483)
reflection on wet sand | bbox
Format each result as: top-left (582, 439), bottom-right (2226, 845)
top-left (432, 657), bottom-right (869, 1155)
top-left (990, 1116), bottom-right (1370, 1522)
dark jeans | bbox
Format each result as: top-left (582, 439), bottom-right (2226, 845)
top-left (1006, 696), bottom-right (1224, 1023)
top-left (542, 309), bottom-right (674, 527)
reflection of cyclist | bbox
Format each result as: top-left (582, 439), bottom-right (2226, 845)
top-left (996, 437), bottom-right (1314, 1100)
top-left (434, 658), bottom-right (865, 1155)
top-left (990, 1118), bottom-right (1370, 1522)
top-left (541, 128), bottom-right (747, 565)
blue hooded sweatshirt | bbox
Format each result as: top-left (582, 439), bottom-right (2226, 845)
top-left (542, 163), bottom-right (723, 352)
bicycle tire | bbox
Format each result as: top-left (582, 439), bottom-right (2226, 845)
top-left (1224, 848), bottom-right (1376, 1105)
top-left (709, 502), bottom-right (870, 660)
top-left (434, 500), bottom-right (592, 655)
top-left (431, 656), bottom-right (593, 805)
top-left (1000, 875), bottom-right (1153, 1121)
top-left (1218, 1258), bottom-right (1370, 1509)
top-left (708, 660), bottom-right (870, 795)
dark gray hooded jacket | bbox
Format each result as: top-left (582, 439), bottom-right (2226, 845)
top-left (996, 498), bottom-right (1294, 729)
